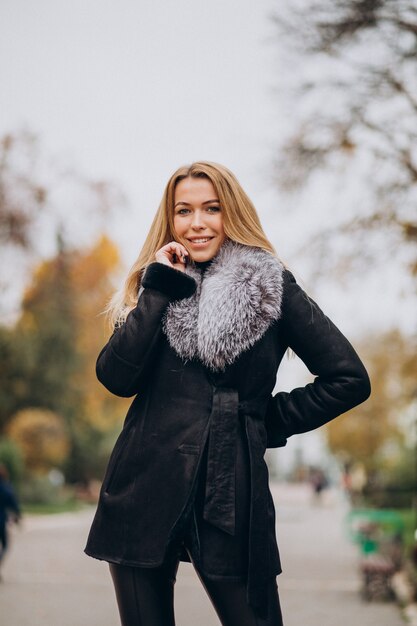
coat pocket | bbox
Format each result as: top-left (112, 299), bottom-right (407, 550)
top-left (103, 426), bottom-right (135, 494)
top-left (177, 443), bottom-right (200, 455)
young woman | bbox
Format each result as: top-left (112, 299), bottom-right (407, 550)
top-left (85, 161), bottom-right (371, 626)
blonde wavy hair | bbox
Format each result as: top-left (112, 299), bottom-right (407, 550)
top-left (108, 161), bottom-right (279, 327)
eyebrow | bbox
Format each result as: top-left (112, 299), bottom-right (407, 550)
top-left (174, 199), bottom-right (220, 208)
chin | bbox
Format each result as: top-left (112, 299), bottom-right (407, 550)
top-left (192, 249), bottom-right (217, 262)
top-left (189, 241), bottom-right (226, 263)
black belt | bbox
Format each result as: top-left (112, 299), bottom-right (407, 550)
top-left (202, 387), bottom-right (270, 617)
top-left (202, 388), bottom-right (262, 535)
top-left (203, 387), bottom-right (238, 534)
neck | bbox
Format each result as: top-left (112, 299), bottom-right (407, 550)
top-left (194, 259), bottom-right (213, 273)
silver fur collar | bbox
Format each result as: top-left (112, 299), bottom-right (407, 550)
top-left (163, 240), bottom-right (284, 371)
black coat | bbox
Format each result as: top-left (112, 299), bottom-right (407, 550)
top-left (85, 241), bottom-right (371, 617)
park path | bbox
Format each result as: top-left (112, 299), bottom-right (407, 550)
top-left (0, 483), bottom-right (405, 625)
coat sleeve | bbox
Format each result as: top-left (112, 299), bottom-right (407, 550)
top-left (96, 262), bottom-right (196, 397)
top-left (266, 269), bottom-right (371, 446)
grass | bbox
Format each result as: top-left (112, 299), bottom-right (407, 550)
top-left (21, 499), bottom-right (89, 515)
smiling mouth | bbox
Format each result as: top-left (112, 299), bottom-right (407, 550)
top-left (187, 237), bottom-right (214, 244)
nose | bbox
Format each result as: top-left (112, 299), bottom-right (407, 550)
top-left (190, 209), bottom-right (206, 230)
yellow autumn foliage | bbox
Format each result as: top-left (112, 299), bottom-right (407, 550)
top-left (18, 235), bottom-right (128, 434)
top-left (325, 329), bottom-right (416, 473)
top-left (7, 408), bottom-right (70, 474)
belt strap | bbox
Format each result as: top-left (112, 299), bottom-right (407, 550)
top-left (203, 387), bottom-right (238, 535)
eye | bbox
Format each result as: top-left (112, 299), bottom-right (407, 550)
top-left (206, 205), bottom-right (221, 213)
top-left (176, 207), bottom-right (191, 215)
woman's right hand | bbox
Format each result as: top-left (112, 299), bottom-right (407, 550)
top-left (155, 242), bottom-right (189, 272)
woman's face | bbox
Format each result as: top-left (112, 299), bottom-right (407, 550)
top-left (173, 177), bottom-right (226, 262)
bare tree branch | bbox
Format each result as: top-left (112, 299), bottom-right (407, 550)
top-left (272, 0), bottom-right (417, 285)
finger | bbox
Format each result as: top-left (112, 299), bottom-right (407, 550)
top-left (160, 243), bottom-right (177, 259)
top-left (173, 243), bottom-right (188, 263)
top-left (164, 242), bottom-right (177, 254)
top-left (180, 244), bottom-right (189, 258)
top-left (168, 242), bottom-right (186, 254)
top-left (176, 244), bottom-right (187, 260)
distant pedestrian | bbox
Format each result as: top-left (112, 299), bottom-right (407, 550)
top-left (0, 463), bottom-right (21, 580)
top-left (309, 467), bottom-right (328, 504)
top-left (85, 162), bottom-right (371, 625)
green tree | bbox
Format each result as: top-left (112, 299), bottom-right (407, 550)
top-left (10, 236), bottom-right (125, 483)
top-left (17, 238), bottom-right (81, 417)
top-left (0, 326), bottom-right (32, 431)
top-left (0, 437), bottom-right (24, 485)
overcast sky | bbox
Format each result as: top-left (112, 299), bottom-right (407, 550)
top-left (1, 0), bottom-right (414, 341)
top-left (0, 0), bottom-right (283, 244)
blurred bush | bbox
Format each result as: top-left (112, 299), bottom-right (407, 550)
top-left (326, 329), bottom-right (417, 478)
top-left (0, 236), bottom-right (129, 492)
top-left (6, 408), bottom-right (70, 474)
top-left (0, 131), bottom-right (128, 497)
top-left (0, 436), bottom-right (24, 484)
top-left (19, 474), bottom-right (74, 506)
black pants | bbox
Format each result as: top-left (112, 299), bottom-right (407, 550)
top-left (109, 559), bottom-right (283, 626)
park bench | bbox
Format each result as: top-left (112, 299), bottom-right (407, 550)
top-left (347, 509), bottom-right (404, 601)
